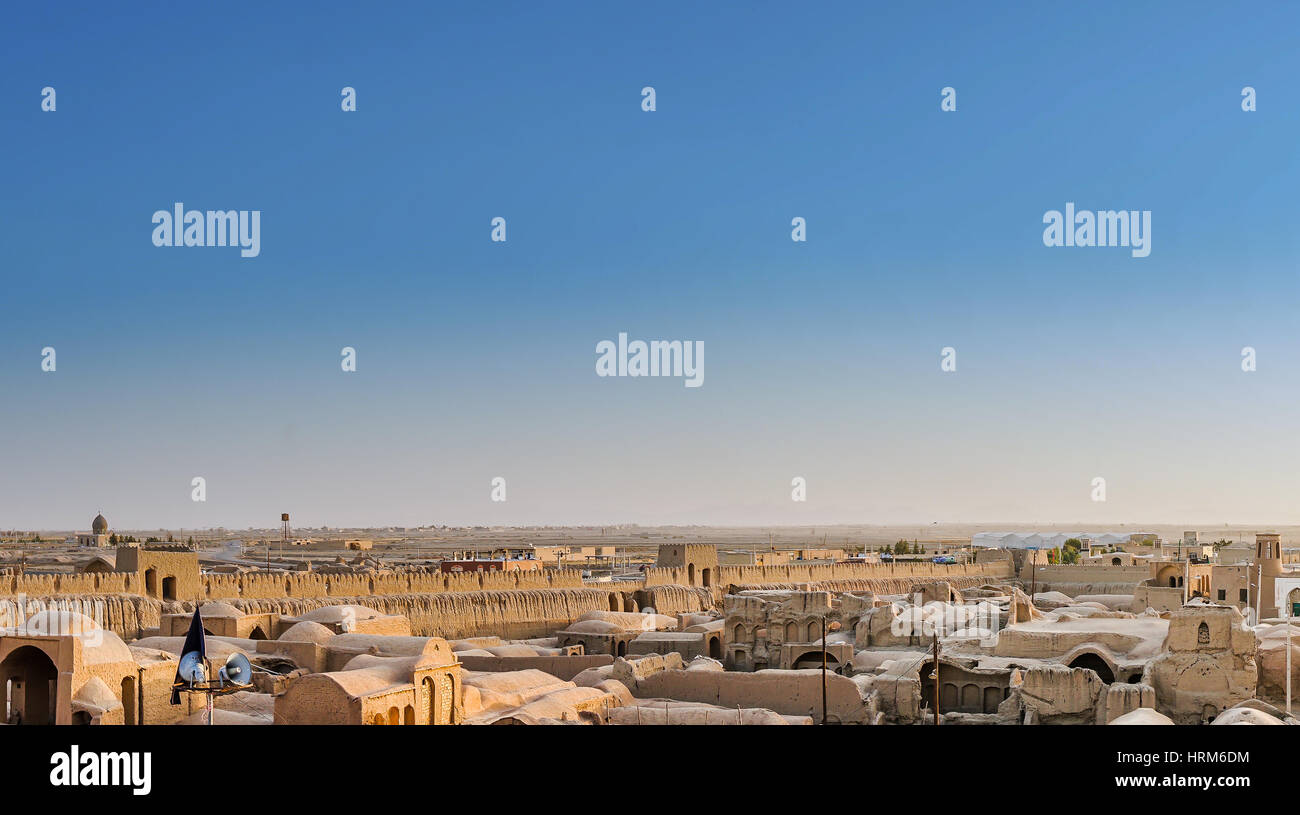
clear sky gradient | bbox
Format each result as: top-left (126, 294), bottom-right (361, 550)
top-left (3, 2), bottom-right (1299, 529)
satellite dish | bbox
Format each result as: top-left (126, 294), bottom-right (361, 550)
top-left (178, 651), bottom-right (207, 684)
top-left (219, 652), bottom-right (252, 686)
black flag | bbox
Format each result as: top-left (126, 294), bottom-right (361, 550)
top-left (170, 607), bottom-right (206, 705)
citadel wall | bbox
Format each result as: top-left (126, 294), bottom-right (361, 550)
top-left (0, 560), bottom-right (1013, 641)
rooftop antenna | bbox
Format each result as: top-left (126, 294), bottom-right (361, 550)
top-left (281, 513), bottom-right (290, 560)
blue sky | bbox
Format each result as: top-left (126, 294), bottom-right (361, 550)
top-left (3, 2), bottom-right (1299, 529)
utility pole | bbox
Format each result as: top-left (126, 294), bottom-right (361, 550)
top-left (932, 631), bottom-right (940, 726)
top-left (1030, 548), bottom-right (1038, 598)
top-left (820, 615), bottom-right (828, 725)
top-left (1287, 604), bottom-right (1293, 717)
top-left (1256, 563), bottom-right (1263, 623)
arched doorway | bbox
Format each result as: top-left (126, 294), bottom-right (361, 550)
top-left (688, 564), bottom-right (695, 584)
top-left (708, 636), bottom-right (721, 660)
top-left (161, 576), bottom-right (177, 601)
top-left (247, 626), bottom-right (268, 640)
top-left (145, 568), bottom-right (158, 597)
top-left (701, 568), bottom-right (711, 587)
top-left (1068, 652), bottom-right (1115, 684)
top-left (792, 652), bottom-right (839, 671)
top-left (918, 662), bottom-right (937, 710)
top-left (1, 646), bottom-right (59, 725)
top-left (982, 686), bottom-right (1002, 713)
top-left (403, 705), bottom-right (415, 725)
top-left (423, 677), bottom-right (436, 725)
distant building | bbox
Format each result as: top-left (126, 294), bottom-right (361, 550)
top-left (75, 513), bottom-right (110, 548)
top-left (439, 559), bottom-right (543, 574)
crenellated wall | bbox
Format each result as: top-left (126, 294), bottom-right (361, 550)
top-left (0, 572), bottom-right (138, 596)
top-left (0, 567), bottom-right (584, 602)
top-left (219, 589), bottom-right (700, 640)
top-left (645, 560), bottom-right (1011, 587)
top-left (0, 561), bottom-right (1012, 643)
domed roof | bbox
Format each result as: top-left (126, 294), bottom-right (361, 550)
top-left (298, 605), bottom-right (381, 624)
top-left (73, 676), bottom-right (121, 710)
top-left (198, 602), bottom-right (243, 619)
top-left (92, 514), bottom-right (108, 533)
top-left (277, 621), bottom-right (336, 644)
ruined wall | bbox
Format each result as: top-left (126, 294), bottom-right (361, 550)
top-left (217, 588), bottom-right (710, 640)
top-left (732, 574), bottom-right (998, 598)
top-left (635, 584), bottom-right (715, 614)
top-left (1132, 584), bottom-right (1186, 613)
top-left (0, 593), bottom-right (161, 640)
top-left (2, 578), bottom-right (705, 643)
top-left (1029, 564), bottom-right (1150, 597)
top-left (645, 560), bottom-right (1011, 591)
top-left (0, 567), bottom-right (585, 602)
top-left (626, 667), bottom-right (874, 724)
top-left (0, 573), bottom-right (137, 596)
top-left (198, 568), bottom-right (585, 600)
top-left (456, 654), bottom-right (614, 681)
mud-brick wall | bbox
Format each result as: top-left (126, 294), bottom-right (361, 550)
top-left (197, 568), bottom-right (585, 600)
top-left (222, 587), bottom-right (711, 640)
top-left (1, 572), bottom-right (137, 596)
top-left (0, 593), bottom-right (161, 640)
top-left (644, 560), bottom-right (1013, 587)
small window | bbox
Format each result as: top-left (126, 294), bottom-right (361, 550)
top-left (1217, 590), bottom-right (1226, 601)
top-left (1240, 588), bottom-right (1248, 603)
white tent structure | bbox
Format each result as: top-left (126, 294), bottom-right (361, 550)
top-left (970, 531), bottom-right (1140, 550)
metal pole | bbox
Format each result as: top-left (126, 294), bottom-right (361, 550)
top-left (1256, 564), bottom-right (1263, 623)
top-left (1030, 549), bottom-right (1037, 599)
top-left (932, 631), bottom-right (940, 726)
top-left (820, 615), bottom-right (828, 725)
top-left (1287, 607), bottom-right (1293, 716)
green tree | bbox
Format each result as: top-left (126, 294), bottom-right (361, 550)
top-left (1060, 538), bottom-right (1082, 564)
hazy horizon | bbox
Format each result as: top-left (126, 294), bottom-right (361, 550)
top-left (13, 517), bottom-right (1300, 536)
